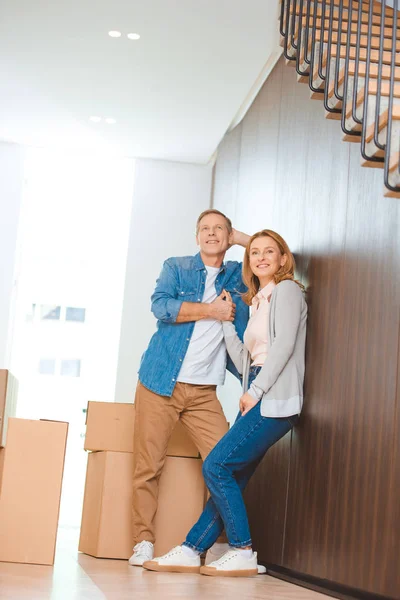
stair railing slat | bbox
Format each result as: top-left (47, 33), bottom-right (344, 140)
top-left (341, 0), bottom-right (360, 136)
top-left (310, 0), bottom-right (325, 92)
top-left (384, 0), bottom-right (400, 192)
top-left (323, 0), bottom-right (343, 114)
top-left (351, 0), bottom-right (364, 125)
top-left (360, 0), bottom-right (384, 163)
top-left (333, 0), bottom-right (345, 101)
top-left (374, 0), bottom-right (387, 151)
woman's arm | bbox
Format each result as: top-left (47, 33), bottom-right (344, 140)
top-left (222, 321), bottom-right (245, 375)
top-left (248, 281), bottom-right (304, 399)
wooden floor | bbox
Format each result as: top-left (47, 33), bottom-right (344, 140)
top-left (0, 528), bottom-right (332, 600)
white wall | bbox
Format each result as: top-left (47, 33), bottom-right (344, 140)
top-left (114, 158), bottom-right (213, 404)
top-left (0, 142), bottom-right (24, 368)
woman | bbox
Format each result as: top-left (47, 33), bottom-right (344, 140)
top-left (143, 229), bottom-right (307, 577)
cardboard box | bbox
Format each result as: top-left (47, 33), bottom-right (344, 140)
top-left (0, 370), bottom-right (18, 447)
top-left (0, 418), bottom-right (68, 565)
top-left (79, 452), bottom-right (205, 559)
top-left (84, 401), bottom-right (200, 458)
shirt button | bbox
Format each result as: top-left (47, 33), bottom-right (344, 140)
top-left (172, 378), bottom-right (175, 381)
top-left (179, 358), bottom-right (182, 362)
top-left (186, 338), bottom-right (190, 341)
top-left (197, 298), bottom-right (200, 301)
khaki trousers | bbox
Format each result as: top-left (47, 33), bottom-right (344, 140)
top-left (132, 381), bottom-right (229, 545)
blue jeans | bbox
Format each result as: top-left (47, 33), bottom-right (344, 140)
top-left (183, 366), bottom-right (298, 551)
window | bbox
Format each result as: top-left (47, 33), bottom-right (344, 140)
top-left (60, 359), bottom-right (81, 377)
top-left (26, 303), bottom-right (36, 322)
top-left (66, 307), bottom-right (86, 323)
top-left (38, 359), bottom-right (56, 375)
top-left (41, 305), bottom-right (61, 320)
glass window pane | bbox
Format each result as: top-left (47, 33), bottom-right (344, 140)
top-left (26, 303), bottom-right (36, 322)
top-left (66, 307), bottom-right (86, 322)
top-left (38, 359), bottom-right (56, 375)
top-left (41, 305), bottom-right (61, 320)
top-left (61, 359), bottom-right (81, 377)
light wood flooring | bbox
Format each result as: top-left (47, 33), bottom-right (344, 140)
top-left (0, 528), bottom-right (333, 600)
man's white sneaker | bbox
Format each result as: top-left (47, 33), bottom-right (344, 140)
top-left (143, 545), bottom-right (201, 574)
top-left (205, 544), bottom-right (266, 575)
top-left (128, 541), bottom-right (154, 566)
top-left (200, 549), bottom-right (258, 577)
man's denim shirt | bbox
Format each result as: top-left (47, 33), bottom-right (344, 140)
top-left (138, 252), bottom-right (249, 397)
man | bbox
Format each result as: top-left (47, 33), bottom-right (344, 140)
top-left (129, 209), bottom-right (249, 566)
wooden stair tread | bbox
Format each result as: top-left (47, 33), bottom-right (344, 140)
top-left (345, 84), bottom-right (400, 121)
top-left (305, 31), bottom-right (400, 54)
top-left (286, 0), bottom-right (395, 17)
top-left (290, 5), bottom-right (400, 27)
top-left (365, 107), bottom-right (400, 143)
top-left (346, 62), bottom-right (400, 82)
top-left (322, 46), bottom-right (400, 68)
top-left (302, 17), bottom-right (394, 39)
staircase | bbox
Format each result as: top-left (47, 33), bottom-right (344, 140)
top-left (280, 0), bottom-right (400, 197)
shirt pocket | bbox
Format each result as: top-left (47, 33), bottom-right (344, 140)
top-left (178, 290), bottom-right (196, 298)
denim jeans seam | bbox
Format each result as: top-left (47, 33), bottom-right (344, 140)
top-left (216, 461), bottom-right (239, 544)
top-left (214, 414), bottom-right (264, 546)
top-left (183, 540), bottom-right (207, 553)
top-left (229, 538), bottom-right (252, 548)
top-left (192, 513), bottom-right (221, 551)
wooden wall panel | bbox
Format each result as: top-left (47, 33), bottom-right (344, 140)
top-left (244, 433), bottom-right (291, 566)
top-left (213, 57), bottom-right (400, 599)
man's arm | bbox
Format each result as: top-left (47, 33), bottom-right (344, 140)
top-left (151, 260), bottom-right (235, 324)
top-left (230, 228), bottom-right (250, 248)
top-left (175, 292), bottom-right (235, 323)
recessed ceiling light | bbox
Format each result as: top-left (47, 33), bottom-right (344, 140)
top-left (127, 33), bottom-right (140, 40)
top-left (108, 31), bottom-right (121, 38)
top-left (89, 116), bottom-right (102, 123)
top-left (105, 118), bottom-right (116, 124)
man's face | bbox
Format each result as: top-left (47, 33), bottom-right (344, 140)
top-left (196, 213), bottom-right (231, 258)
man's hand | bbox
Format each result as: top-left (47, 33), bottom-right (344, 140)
top-left (209, 290), bottom-right (236, 321)
top-left (239, 392), bottom-right (259, 416)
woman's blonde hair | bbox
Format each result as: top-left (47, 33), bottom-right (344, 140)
top-left (242, 229), bottom-right (303, 305)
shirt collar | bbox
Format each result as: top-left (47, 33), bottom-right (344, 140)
top-left (251, 280), bottom-right (276, 306)
top-left (194, 252), bottom-right (226, 272)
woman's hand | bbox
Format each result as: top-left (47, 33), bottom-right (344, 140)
top-left (239, 392), bottom-right (259, 416)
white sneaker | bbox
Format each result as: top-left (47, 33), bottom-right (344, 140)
top-left (143, 545), bottom-right (201, 573)
top-left (205, 544), bottom-right (266, 575)
top-left (128, 541), bottom-right (154, 566)
top-left (200, 549), bottom-right (258, 577)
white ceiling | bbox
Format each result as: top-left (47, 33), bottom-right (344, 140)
top-left (0, 0), bottom-right (281, 164)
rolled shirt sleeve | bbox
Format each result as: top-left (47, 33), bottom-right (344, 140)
top-left (151, 260), bottom-right (184, 323)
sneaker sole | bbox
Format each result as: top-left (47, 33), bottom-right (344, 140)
top-left (129, 560), bottom-right (147, 567)
top-left (143, 560), bottom-right (200, 574)
top-left (257, 564), bottom-right (267, 574)
top-left (200, 566), bottom-right (257, 577)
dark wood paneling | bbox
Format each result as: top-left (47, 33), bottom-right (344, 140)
top-left (214, 56), bottom-right (400, 599)
top-left (244, 433), bottom-right (291, 565)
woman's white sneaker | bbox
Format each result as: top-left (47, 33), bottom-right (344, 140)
top-left (205, 544), bottom-right (266, 575)
top-left (129, 541), bottom-right (154, 566)
top-left (143, 545), bottom-right (201, 573)
top-left (200, 549), bottom-right (258, 577)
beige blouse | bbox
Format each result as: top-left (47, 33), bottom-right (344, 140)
top-left (243, 280), bottom-right (276, 367)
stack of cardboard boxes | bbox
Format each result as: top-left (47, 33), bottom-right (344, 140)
top-left (79, 401), bottom-right (206, 559)
top-left (0, 369), bottom-right (68, 566)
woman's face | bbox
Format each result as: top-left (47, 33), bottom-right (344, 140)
top-left (248, 235), bottom-right (287, 285)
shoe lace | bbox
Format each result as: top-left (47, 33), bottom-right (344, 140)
top-left (133, 541), bottom-right (153, 555)
top-left (161, 546), bottom-right (184, 559)
top-left (212, 549), bottom-right (240, 565)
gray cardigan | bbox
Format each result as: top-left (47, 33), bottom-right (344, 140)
top-left (222, 279), bottom-right (307, 418)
